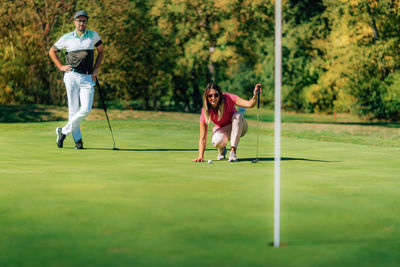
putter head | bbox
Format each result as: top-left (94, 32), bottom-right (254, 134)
top-left (113, 147), bottom-right (119, 150)
top-left (251, 159), bottom-right (259, 163)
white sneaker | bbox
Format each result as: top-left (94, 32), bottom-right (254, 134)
top-left (217, 147), bottom-right (227, 160)
top-left (228, 150), bottom-right (238, 162)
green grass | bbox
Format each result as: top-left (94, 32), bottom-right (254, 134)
top-left (0, 111), bottom-right (399, 266)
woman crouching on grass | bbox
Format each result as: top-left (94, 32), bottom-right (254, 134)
top-left (193, 83), bottom-right (262, 162)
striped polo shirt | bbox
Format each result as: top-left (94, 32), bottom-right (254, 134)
top-left (53, 30), bottom-right (103, 73)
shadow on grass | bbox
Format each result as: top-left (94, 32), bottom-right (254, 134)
top-left (0, 105), bottom-right (63, 122)
top-left (68, 147), bottom-right (336, 162)
top-left (72, 147), bottom-right (215, 152)
top-left (239, 157), bottom-right (337, 163)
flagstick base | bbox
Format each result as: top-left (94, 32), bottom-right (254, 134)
top-left (269, 242), bottom-right (288, 247)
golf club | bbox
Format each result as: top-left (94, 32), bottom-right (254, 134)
top-left (252, 84), bottom-right (261, 164)
top-left (95, 77), bottom-right (118, 150)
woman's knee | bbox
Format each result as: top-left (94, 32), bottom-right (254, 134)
top-left (232, 113), bottom-right (244, 123)
top-left (212, 132), bottom-right (228, 148)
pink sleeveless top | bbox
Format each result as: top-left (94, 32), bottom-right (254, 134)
top-left (200, 93), bottom-right (238, 128)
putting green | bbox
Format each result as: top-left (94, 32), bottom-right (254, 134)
top-left (0, 115), bottom-right (399, 266)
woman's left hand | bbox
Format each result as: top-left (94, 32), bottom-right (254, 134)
top-left (235, 84), bottom-right (263, 108)
top-left (253, 84), bottom-right (262, 97)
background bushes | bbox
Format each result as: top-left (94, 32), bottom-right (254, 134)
top-left (0, 0), bottom-right (399, 120)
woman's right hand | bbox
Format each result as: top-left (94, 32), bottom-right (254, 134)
top-left (194, 122), bottom-right (207, 162)
top-left (192, 157), bottom-right (204, 162)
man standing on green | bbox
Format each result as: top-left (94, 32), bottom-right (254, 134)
top-left (49, 10), bottom-right (104, 149)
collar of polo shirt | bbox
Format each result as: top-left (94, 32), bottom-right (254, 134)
top-left (73, 30), bottom-right (88, 38)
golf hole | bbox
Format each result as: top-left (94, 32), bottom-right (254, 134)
top-left (268, 242), bottom-right (288, 247)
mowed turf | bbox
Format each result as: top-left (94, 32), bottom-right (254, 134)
top-left (0, 113), bottom-right (399, 266)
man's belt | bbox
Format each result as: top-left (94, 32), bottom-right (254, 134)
top-left (71, 68), bottom-right (92, 75)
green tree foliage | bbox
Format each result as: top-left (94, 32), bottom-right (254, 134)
top-left (280, 0), bottom-right (326, 111)
top-left (0, 0), bottom-right (75, 104)
top-left (150, 0), bottom-right (274, 111)
top-left (0, 0), bottom-right (399, 119)
top-left (302, 0), bottom-right (400, 119)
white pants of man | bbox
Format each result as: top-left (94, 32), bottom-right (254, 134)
top-left (211, 113), bottom-right (248, 150)
top-left (61, 71), bottom-right (95, 142)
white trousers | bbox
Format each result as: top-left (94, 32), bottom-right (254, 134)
top-left (61, 71), bottom-right (95, 142)
top-left (211, 113), bottom-right (248, 149)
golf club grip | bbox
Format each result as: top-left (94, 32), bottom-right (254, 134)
top-left (95, 77), bottom-right (107, 112)
top-left (256, 85), bottom-right (261, 109)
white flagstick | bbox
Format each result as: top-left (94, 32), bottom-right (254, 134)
top-left (274, 0), bottom-right (282, 248)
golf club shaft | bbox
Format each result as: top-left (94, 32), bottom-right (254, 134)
top-left (95, 77), bottom-right (116, 149)
top-left (256, 110), bottom-right (259, 160)
top-left (256, 85), bottom-right (261, 160)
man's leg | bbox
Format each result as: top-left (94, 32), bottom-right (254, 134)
top-left (72, 125), bottom-right (82, 143)
top-left (62, 74), bottom-right (94, 137)
top-left (57, 72), bottom-right (79, 148)
top-left (64, 72), bottom-right (81, 141)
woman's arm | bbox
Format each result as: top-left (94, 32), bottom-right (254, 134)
top-left (235, 84), bottom-right (262, 108)
top-left (193, 122), bottom-right (208, 162)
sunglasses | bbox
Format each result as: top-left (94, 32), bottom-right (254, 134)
top-left (208, 93), bottom-right (220, 98)
top-left (75, 19), bottom-right (88, 24)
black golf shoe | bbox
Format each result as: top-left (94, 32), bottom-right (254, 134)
top-left (56, 127), bottom-right (66, 148)
top-left (75, 139), bottom-right (84, 150)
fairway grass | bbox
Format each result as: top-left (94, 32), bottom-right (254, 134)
top-left (0, 113), bottom-right (399, 266)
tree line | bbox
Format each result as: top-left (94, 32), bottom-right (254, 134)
top-left (0, 0), bottom-right (399, 120)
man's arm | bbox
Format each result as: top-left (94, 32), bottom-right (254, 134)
top-left (92, 44), bottom-right (104, 80)
top-left (48, 47), bottom-right (71, 72)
